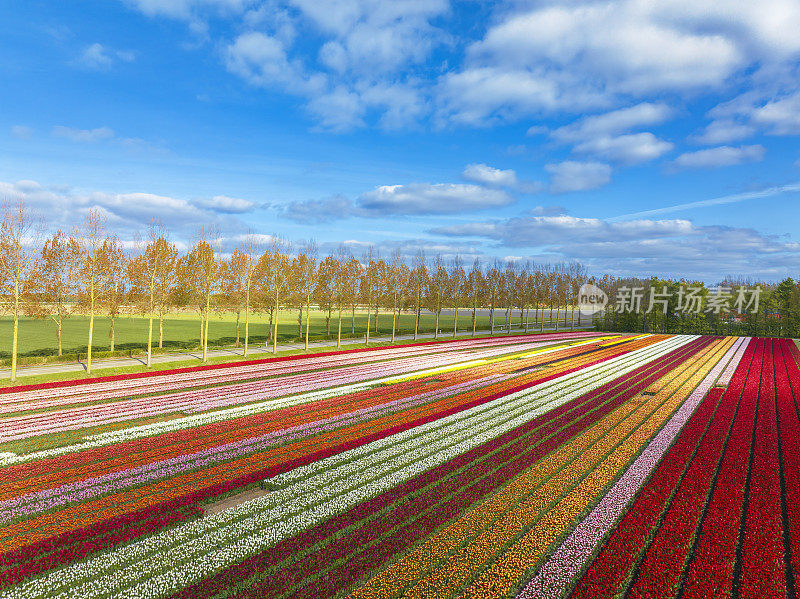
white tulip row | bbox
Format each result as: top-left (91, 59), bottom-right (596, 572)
top-left (6, 335), bottom-right (693, 599)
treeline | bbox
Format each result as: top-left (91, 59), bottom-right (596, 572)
top-left (2, 201), bottom-right (793, 382)
top-left (0, 204), bottom-right (595, 381)
top-left (595, 277), bottom-right (796, 337)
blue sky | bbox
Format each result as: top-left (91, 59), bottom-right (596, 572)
top-left (2, 0), bottom-right (800, 282)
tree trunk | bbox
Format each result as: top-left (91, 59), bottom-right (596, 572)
top-left (391, 296), bottom-right (397, 343)
top-left (56, 315), bottom-right (63, 357)
top-left (304, 293), bottom-right (311, 350)
top-left (10, 279), bottom-right (19, 382)
top-left (243, 288), bottom-right (250, 357)
top-left (414, 294), bottom-right (420, 340)
top-left (326, 307), bottom-right (331, 336)
top-left (453, 306), bottom-right (458, 338)
top-left (147, 312), bottom-right (153, 368)
top-left (273, 292), bottom-right (279, 354)
top-left (472, 296), bottom-right (477, 337)
top-left (374, 303), bottom-right (379, 334)
top-left (351, 305), bottom-right (355, 335)
top-left (337, 305), bottom-right (342, 348)
top-left (87, 285), bottom-right (95, 374)
top-left (235, 311), bottom-right (240, 348)
top-left (365, 296), bottom-right (371, 345)
top-left (434, 302), bottom-right (440, 339)
top-left (490, 306), bottom-right (495, 335)
top-left (110, 313), bottom-right (116, 353)
top-left (159, 311), bottom-right (164, 349)
top-left (202, 293), bottom-right (210, 362)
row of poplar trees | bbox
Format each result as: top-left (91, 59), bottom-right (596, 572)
top-left (0, 202), bottom-right (596, 380)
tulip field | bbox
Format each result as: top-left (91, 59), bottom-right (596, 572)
top-left (2, 331), bottom-right (799, 598)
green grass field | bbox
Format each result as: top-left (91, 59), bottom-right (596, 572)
top-left (0, 308), bottom-right (570, 359)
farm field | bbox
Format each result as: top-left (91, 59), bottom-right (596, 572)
top-left (0, 309), bottom-right (579, 359)
top-left (1, 331), bottom-right (795, 598)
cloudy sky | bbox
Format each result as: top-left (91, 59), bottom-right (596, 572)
top-left (2, 0), bottom-right (800, 281)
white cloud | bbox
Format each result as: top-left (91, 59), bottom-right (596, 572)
top-left (52, 126), bottom-right (115, 143)
top-left (10, 125), bottom-right (33, 140)
top-left (358, 183), bottom-right (514, 215)
top-left (461, 163), bottom-right (518, 188)
top-left (690, 119), bottom-right (756, 145)
top-left (550, 103), bottom-right (674, 144)
top-left (430, 211), bottom-right (800, 280)
top-left (76, 43), bottom-right (135, 70)
top-left (573, 132), bottom-right (673, 164)
top-left (128, 0), bottom-right (251, 19)
top-left (0, 178), bottom-right (255, 238)
top-left (673, 144), bottom-right (766, 169)
top-left (281, 195), bottom-right (353, 224)
top-left (224, 32), bottom-right (325, 95)
top-left (195, 195), bottom-right (256, 213)
top-left (752, 91), bottom-right (800, 135)
top-left (545, 161), bottom-right (612, 193)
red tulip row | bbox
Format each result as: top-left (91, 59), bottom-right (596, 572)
top-left (777, 338), bottom-right (800, 587)
top-left (679, 338), bottom-right (764, 598)
top-left (0, 504), bottom-right (202, 589)
top-left (737, 339), bottom-right (787, 598)
top-left (569, 337), bottom-right (756, 599)
top-left (165, 337), bottom-right (713, 599)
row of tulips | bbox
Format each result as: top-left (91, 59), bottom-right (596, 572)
top-left (1, 332), bottom-right (598, 408)
top-left (1, 339), bottom-right (566, 442)
top-left (678, 337), bottom-right (764, 598)
top-left (517, 336), bottom-right (745, 599)
top-left (199, 337), bottom-right (712, 599)
top-left (568, 336), bottom-right (755, 598)
top-left (0, 342), bottom-right (648, 584)
top-left (0, 338), bottom-right (624, 528)
top-left (1, 505), bottom-right (203, 589)
top-left (1, 373), bottom-right (517, 522)
top-left (0, 336), bottom-right (604, 469)
top-left (777, 339), bottom-right (800, 587)
top-left (449, 337), bottom-right (732, 599)
top-left (3, 336), bottom-right (689, 598)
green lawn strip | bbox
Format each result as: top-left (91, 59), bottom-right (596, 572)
top-left (0, 311), bottom-right (562, 362)
top-left (290, 344), bottom-right (708, 599)
top-left (200, 342), bottom-right (696, 597)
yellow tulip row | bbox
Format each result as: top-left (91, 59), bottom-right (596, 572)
top-left (348, 336), bottom-right (732, 599)
top-left (458, 336), bottom-right (736, 599)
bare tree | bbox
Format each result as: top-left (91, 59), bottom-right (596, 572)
top-left (411, 250), bottom-right (426, 340)
top-left (179, 228), bottom-right (220, 362)
top-left (27, 230), bottom-right (78, 357)
top-left (128, 222), bottom-right (178, 366)
top-left (0, 200), bottom-right (44, 380)
top-left (72, 209), bottom-right (109, 374)
top-left (101, 235), bottom-right (126, 353)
